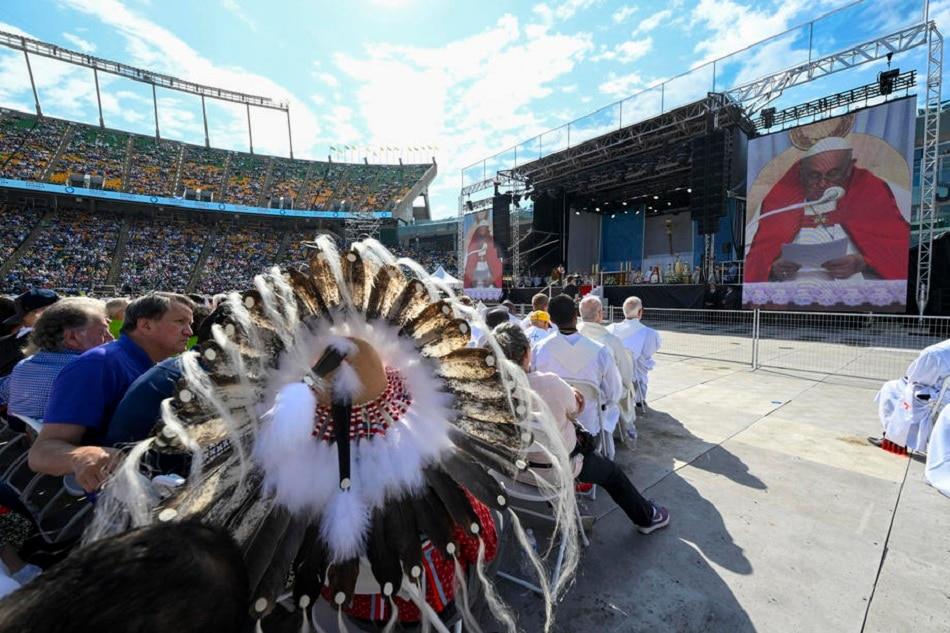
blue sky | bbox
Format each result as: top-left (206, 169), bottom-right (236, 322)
top-left (0, 0), bottom-right (945, 217)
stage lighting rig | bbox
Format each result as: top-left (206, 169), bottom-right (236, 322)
top-left (878, 68), bottom-right (900, 95)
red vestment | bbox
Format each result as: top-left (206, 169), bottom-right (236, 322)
top-left (744, 165), bottom-right (909, 282)
top-left (463, 227), bottom-right (503, 288)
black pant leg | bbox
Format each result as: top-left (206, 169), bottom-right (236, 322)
top-left (577, 451), bottom-right (654, 526)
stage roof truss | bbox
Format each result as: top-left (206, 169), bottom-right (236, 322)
top-left (726, 22), bottom-right (930, 114)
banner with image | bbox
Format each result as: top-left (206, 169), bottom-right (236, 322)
top-left (743, 97), bottom-right (915, 312)
top-left (462, 208), bottom-right (503, 300)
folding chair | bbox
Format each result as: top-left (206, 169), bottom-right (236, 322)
top-left (565, 378), bottom-right (612, 463)
top-left (493, 473), bottom-right (589, 596)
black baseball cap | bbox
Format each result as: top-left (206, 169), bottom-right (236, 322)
top-left (3, 289), bottom-right (60, 326)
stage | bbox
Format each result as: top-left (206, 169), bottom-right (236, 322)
top-left (506, 284), bottom-right (742, 310)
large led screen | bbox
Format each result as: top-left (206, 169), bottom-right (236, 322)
top-left (743, 97), bottom-right (915, 312)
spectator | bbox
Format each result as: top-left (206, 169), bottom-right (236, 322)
top-left (703, 282), bottom-right (722, 309)
top-left (524, 310), bottom-right (555, 348)
top-left (501, 299), bottom-right (521, 325)
top-left (493, 323), bottom-right (669, 533)
top-left (0, 289), bottom-right (60, 377)
top-left (28, 293), bottom-right (195, 492)
top-left (608, 296), bottom-right (662, 405)
top-left (105, 298), bottom-right (129, 340)
top-left (533, 295), bottom-right (622, 444)
top-left (6, 298), bottom-right (112, 421)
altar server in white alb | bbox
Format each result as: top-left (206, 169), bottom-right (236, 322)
top-left (577, 296), bottom-right (637, 446)
top-left (534, 295), bottom-right (622, 456)
top-left (872, 338), bottom-right (950, 453)
top-left (608, 296), bottom-right (662, 403)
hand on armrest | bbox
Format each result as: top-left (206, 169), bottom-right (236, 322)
top-left (29, 424), bottom-right (120, 493)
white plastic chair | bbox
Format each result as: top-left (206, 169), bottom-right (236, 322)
top-left (565, 378), bottom-right (613, 462)
top-left (493, 473), bottom-right (589, 596)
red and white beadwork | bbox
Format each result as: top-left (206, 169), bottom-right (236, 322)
top-left (312, 368), bottom-right (413, 441)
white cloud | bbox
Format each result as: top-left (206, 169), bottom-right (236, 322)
top-left (615, 38), bottom-right (653, 63)
top-left (533, 0), bottom-right (601, 23)
top-left (316, 71), bottom-right (340, 88)
top-left (690, 0), bottom-right (806, 62)
top-left (219, 0), bottom-right (257, 32)
top-left (333, 15), bottom-right (592, 217)
top-left (633, 9), bottom-right (672, 36)
top-left (612, 5), bottom-right (638, 24)
top-left (55, 0), bottom-right (320, 157)
top-left (61, 32), bottom-right (97, 53)
top-left (598, 71), bottom-right (647, 99)
top-left (553, 0), bottom-right (601, 21)
top-left (592, 37), bottom-right (652, 64)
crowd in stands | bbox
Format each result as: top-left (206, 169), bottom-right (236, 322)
top-left (4, 210), bottom-right (120, 294)
top-left (266, 158), bottom-right (307, 208)
top-left (0, 109), bottom-right (430, 214)
top-left (0, 113), bottom-right (68, 182)
top-left (0, 206), bottom-right (42, 265)
top-left (118, 219), bottom-right (209, 294)
top-left (48, 127), bottom-right (127, 191)
top-left (196, 226), bottom-right (282, 293)
top-left (125, 137), bottom-right (179, 197)
top-left (178, 147), bottom-right (228, 198)
top-left (389, 244), bottom-right (458, 275)
top-left (224, 154), bottom-right (268, 207)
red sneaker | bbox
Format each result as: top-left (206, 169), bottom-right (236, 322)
top-left (574, 482), bottom-right (594, 494)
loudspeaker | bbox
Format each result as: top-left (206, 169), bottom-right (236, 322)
top-left (690, 130), bottom-right (727, 234)
top-left (492, 193), bottom-right (511, 253)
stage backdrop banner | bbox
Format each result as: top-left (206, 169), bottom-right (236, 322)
top-left (743, 97), bottom-right (915, 312)
top-left (462, 209), bottom-right (503, 301)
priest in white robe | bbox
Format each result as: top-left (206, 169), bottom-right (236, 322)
top-left (577, 296), bottom-right (637, 446)
top-left (534, 295), bottom-right (622, 458)
top-left (872, 338), bottom-right (950, 453)
top-left (607, 296), bottom-right (662, 402)
top-left (926, 405), bottom-right (950, 498)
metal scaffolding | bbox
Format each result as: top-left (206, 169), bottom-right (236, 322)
top-left (343, 212), bottom-right (384, 245)
top-left (917, 22), bottom-right (943, 315)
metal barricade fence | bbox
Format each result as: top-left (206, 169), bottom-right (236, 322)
top-left (753, 311), bottom-right (950, 381)
top-left (511, 302), bottom-right (950, 381)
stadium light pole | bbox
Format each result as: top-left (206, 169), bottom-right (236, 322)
top-left (152, 83), bottom-right (160, 140)
top-left (21, 45), bottom-right (41, 116)
top-left (286, 109), bottom-right (294, 159)
top-left (93, 68), bottom-right (104, 128)
top-left (201, 95), bottom-right (210, 148)
top-left (246, 103), bottom-right (254, 154)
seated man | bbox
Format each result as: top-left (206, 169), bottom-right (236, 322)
top-left (608, 296), bottom-right (662, 404)
top-left (6, 298), bottom-right (113, 421)
top-left (473, 307), bottom-right (513, 348)
top-left (501, 300), bottom-right (521, 325)
top-left (494, 323), bottom-right (669, 533)
top-left (533, 295), bottom-right (621, 448)
top-left (577, 296), bottom-right (637, 453)
top-left (0, 289), bottom-right (60, 378)
top-left (28, 293), bottom-right (194, 493)
top-left (524, 310), bottom-right (555, 348)
top-left (520, 293), bottom-right (558, 333)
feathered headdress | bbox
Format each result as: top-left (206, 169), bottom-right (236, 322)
top-left (86, 238), bottom-right (579, 632)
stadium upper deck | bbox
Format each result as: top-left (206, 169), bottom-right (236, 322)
top-left (0, 108), bottom-right (433, 216)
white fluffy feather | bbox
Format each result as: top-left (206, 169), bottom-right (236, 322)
top-left (320, 488), bottom-right (371, 562)
top-left (260, 437), bottom-right (338, 515)
top-left (333, 361), bottom-right (364, 402)
top-left (257, 382), bottom-right (317, 459)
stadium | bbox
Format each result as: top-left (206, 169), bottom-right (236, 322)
top-left (0, 1), bottom-right (949, 632)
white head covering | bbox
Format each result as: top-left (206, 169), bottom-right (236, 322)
top-left (804, 136), bottom-right (852, 158)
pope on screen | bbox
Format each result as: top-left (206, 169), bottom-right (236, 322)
top-left (744, 136), bottom-right (909, 283)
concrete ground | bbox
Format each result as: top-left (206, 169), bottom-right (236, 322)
top-left (493, 351), bottom-right (950, 632)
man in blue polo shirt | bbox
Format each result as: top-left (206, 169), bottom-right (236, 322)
top-left (28, 292), bottom-right (194, 493)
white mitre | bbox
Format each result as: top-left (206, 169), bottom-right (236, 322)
top-left (804, 136), bottom-right (852, 158)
